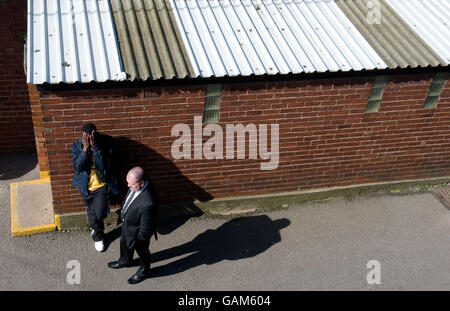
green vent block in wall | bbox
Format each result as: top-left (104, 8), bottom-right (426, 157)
top-left (365, 76), bottom-right (389, 113)
top-left (203, 84), bottom-right (222, 124)
top-left (423, 72), bottom-right (448, 109)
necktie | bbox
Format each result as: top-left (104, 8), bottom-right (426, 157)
top-left (121, 191), bottom-right (136, 220)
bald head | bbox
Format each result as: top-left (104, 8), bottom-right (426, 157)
top-left (126, 167), bottom-right (146, 191)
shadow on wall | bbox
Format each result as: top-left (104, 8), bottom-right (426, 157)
top-left (0, 152), bottom-right (38, 180)
top-left (109, 136), bottom-right (213, 233)
top-left (149, 215), bottom-right (291, 278)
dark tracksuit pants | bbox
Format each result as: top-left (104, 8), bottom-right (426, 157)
top-left (81, 185), bottom-right (109, 242)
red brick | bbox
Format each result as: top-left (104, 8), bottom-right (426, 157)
top-left (22, 67), bottom-right (450, 215)
top-left (0, 1), bottom-right (34, 154)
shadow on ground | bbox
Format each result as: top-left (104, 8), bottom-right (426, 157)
top-left (152, 215), bottom-right (289, 278)
top-left (0, 152), bottom-right (38, 180)
top-left (104, 215), bottom-right (290, 277)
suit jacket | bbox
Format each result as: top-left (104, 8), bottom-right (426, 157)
top-left (121, 182), bottom-right (159, 249)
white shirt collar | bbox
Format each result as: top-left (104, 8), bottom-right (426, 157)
top-left (128, 181), bottom-right (148, 204)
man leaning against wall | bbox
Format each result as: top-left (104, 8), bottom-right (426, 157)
top-left (71, 123), bottom-right (119, 252)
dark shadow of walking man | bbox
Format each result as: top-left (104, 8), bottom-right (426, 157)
top-left (150, 215), bottom-right (290, 278)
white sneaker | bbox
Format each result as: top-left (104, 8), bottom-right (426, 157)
top-left (94, 240), bottom-right (105, 252)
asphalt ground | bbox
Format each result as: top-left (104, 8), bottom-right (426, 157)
top-left (0, 153), bottom-right (449, 291)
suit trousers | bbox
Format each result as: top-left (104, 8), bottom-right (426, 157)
top-left (81, 185), bottom-right (109, 242)
top-left (119, 229), bottom-right (151, 277)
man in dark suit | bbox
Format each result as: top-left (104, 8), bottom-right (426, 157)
top-left (107, 167), bottom-right (159, 284)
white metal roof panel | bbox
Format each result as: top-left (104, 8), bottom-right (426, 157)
top-left (168, 0), bottom-right (387, 78)
top-left (386, 0), bottom-right (450, 64)
top-left (27, 0), bottom-right (126, 84)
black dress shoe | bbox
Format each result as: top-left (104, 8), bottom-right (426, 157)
top-left (127, 273), bottom-right (149, 285)
top-left (107, 261), bottom-right (130, 269)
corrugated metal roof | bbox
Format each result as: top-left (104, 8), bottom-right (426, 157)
top-left (386, 0), bottom-right (450, 64)
top-left (110, 0), bottom-right (196, 81)
top-left (27, 0), bottom-right (127, 84)
top-left (335, 0), bottom-right (448, 68)
top-left (168, 0), bottom-right (387, 78)
top-left (27, 0), bottom-right (449, 84)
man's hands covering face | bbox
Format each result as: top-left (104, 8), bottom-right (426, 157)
top-left (82, 130), bottom-right (96, 153)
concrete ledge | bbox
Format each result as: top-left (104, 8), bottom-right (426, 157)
top-left (10, 177), bottom-right (56, 237)
top-left (11, 223), bottom-right (57, 237)
top-left (55, 208), bottom-right (121, 230)
top-left (55, 176), bottom-right (450, 229)
top-left (433, 185), bottom-right (450, 211)
top-left (39, 170), bottom-right (50, 179)
top-left (196, 176), bottom-right (450, 215)
top-left (56, 202), bottom-right (205, 230)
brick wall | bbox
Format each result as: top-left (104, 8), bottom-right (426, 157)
top-left (36, 72), bottom-right (450, 215)
top-left (0, 0), bottom-right (35, 153)
top-left (28, 84), bottom-right (49, 172)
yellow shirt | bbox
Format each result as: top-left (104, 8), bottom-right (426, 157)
top-left (88, 153), bottom-right (106, 191)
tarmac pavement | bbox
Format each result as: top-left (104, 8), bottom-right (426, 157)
top-left (0, 153), bottom-right (449, 291)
